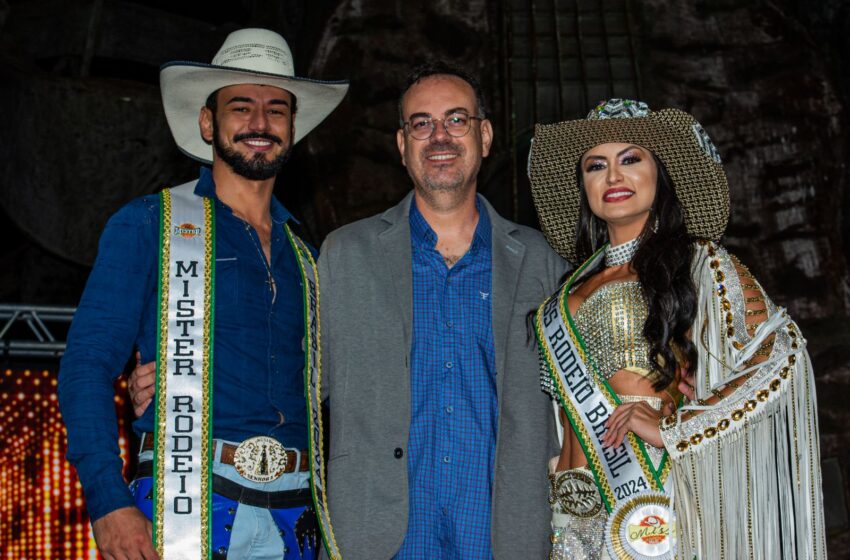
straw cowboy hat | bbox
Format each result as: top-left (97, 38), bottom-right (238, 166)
top-left (528, 99), bottom-right (729, 263)
top-left (160, 28), bottom-right (349, 164)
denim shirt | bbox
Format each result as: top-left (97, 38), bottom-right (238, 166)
top-left (59, 168), bottom-right (313, 522)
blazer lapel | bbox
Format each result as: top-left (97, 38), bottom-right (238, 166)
top-left (377, 192), bottom-right (415, 353)
top-left (482, 196), bottom-right (525, 395)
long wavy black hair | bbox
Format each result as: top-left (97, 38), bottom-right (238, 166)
top-left (574, 155), bottom-right (698, 390)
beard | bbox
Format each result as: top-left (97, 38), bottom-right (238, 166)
top-left (418, 141), bottom-right (468, 192)
top-left (408, 141), bottom-right (483, 212)
top-left (212, 118), bottom-right (292, 180)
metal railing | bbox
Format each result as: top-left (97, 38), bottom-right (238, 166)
top-left (0, 305), bottom-right (75, 358)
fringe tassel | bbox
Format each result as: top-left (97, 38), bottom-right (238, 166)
top-left (665, 243), bottom-right (825, 559)
top-left (670, 374), bottom-right (824, 559)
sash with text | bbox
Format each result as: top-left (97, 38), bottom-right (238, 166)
top-left (153, 182), bottom-right (215, 559)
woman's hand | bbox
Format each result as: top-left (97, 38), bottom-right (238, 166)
top-left (603, 401), bottom-right (664, 449)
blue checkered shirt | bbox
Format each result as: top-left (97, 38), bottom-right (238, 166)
top-left (394, 197), bottom-right (497, 559)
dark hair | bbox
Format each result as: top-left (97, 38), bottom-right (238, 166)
top-left (204, 88), bottom-right (298, 114)
top-left (397, 61), bottom-right (487, 126)
top-left (575, 155), bottom-right (698, 390)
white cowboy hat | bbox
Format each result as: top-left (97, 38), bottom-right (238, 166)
top-left (160, 28), bottom-right (349, 163)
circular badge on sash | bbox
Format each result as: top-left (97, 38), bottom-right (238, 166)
top-left (605, 492), bottom-right (675, 560)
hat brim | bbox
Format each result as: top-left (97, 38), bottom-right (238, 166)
top-left (160, 61), bottom-right (349, 164)
top-left (529, 108), bottom-right (730, 264)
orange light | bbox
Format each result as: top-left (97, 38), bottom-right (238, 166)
top-left (0, 368), bottom-right (133, 559)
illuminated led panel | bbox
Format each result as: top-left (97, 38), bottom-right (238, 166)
top-left (0, 369), bottom-right (132, 559)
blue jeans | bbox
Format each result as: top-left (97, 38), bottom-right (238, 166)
top-left (131, 443), bottom-right (317, 559)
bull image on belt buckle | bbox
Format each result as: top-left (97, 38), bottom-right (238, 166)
top-left (233, 436), bottom-right (288, 482)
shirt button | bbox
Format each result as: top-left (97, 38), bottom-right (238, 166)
top-left (445, 361), bottom-right (453, 369)
top-left (445, 406), bottom-right (453, 414)
top-left (394, 447), bottom-right (404, 459)
top-left (442, 455), bottom-right (451, 464)
top-left (446, 321), bottom-right (453, 328)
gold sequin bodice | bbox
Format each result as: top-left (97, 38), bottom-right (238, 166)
top-left (573, 280), bottom-right (656, 381)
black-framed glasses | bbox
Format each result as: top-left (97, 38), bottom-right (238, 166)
top-left (403, 113), bottom-right (484, 140)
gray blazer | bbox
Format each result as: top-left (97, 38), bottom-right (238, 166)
top-left (318, 192), bottom-right (568, 559)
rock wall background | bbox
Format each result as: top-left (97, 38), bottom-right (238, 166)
top-left (632, 1), bottom-right (850, 552)
top-left (1, 0), bottom-right (848, 554)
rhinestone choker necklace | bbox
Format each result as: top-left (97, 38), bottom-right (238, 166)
top-left (605, 238), bottom-right (639, 267)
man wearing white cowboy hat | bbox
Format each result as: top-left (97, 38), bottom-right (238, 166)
top-left (59, 28), bottom-right (347, 560)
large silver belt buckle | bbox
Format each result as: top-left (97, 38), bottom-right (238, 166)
top-left (549, 469), bottom-right (603, 518)
top-left (233, 436), bottom-right (288, 482)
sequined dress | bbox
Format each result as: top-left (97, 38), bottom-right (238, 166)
top-left (544, 280), bottom-right (665, 560)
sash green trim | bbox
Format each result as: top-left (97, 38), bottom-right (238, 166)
top-left (284, 225), bottom-right (341, 559)
top-left (152, 188), bottom-right (169, 549)
top-left (204, 198), bottom-right (215, 557)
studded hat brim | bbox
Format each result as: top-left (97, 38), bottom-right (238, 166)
top-left (528, 108), bottom-right (730, 264)
top-left (160, 61), bottom-right (349, 164)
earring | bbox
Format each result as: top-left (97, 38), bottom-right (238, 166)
top-left (651, 214), bottom-right (659, 233)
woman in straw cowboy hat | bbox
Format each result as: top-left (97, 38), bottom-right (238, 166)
top-left (528, 99), bottom-right (826, 559)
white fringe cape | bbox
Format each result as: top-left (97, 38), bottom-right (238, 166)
top-left (660, 241), bottom-right (826, 559)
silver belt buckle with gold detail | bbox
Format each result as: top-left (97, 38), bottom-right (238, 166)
top-left (233, 436), bottom-right (288, 482)
top-left (549, 469), bottom-right (603, 518)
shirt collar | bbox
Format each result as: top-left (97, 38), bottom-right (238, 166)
top-left (409, 195), bottom-right (492, 251)
top-left (409, 196), bottom-right (437, 249)
top-left (193, 166), bottom-right (297, 225)
top-left (473, 197), bottom-right (492, 251)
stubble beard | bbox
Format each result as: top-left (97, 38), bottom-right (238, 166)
top-left (413, 141), bottom-right (481, 211)
top-left (212, 116), bottom-right (292, 181)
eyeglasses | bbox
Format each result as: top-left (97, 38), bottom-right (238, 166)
top-left (403, 113), bottom-right (484, 140)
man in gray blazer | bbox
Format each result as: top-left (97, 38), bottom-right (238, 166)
top-left (319, 62), bottom-right (568, 559)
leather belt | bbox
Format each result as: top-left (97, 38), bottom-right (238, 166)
top-left (140, 433), bottom-right (309, 474)
top-left (134, 461), bottom-right (313, 509)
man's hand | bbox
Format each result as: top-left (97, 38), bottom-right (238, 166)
top-left (128, 352), bottom-right (155, 417)
top-left (92, 506), bottom-right (158, 560)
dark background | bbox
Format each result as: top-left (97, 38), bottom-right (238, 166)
top-left (1, 0), bottom-right (849, 555)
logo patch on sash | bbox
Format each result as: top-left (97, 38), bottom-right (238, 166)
top-left (174, 223), bottom-right (202, 238)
